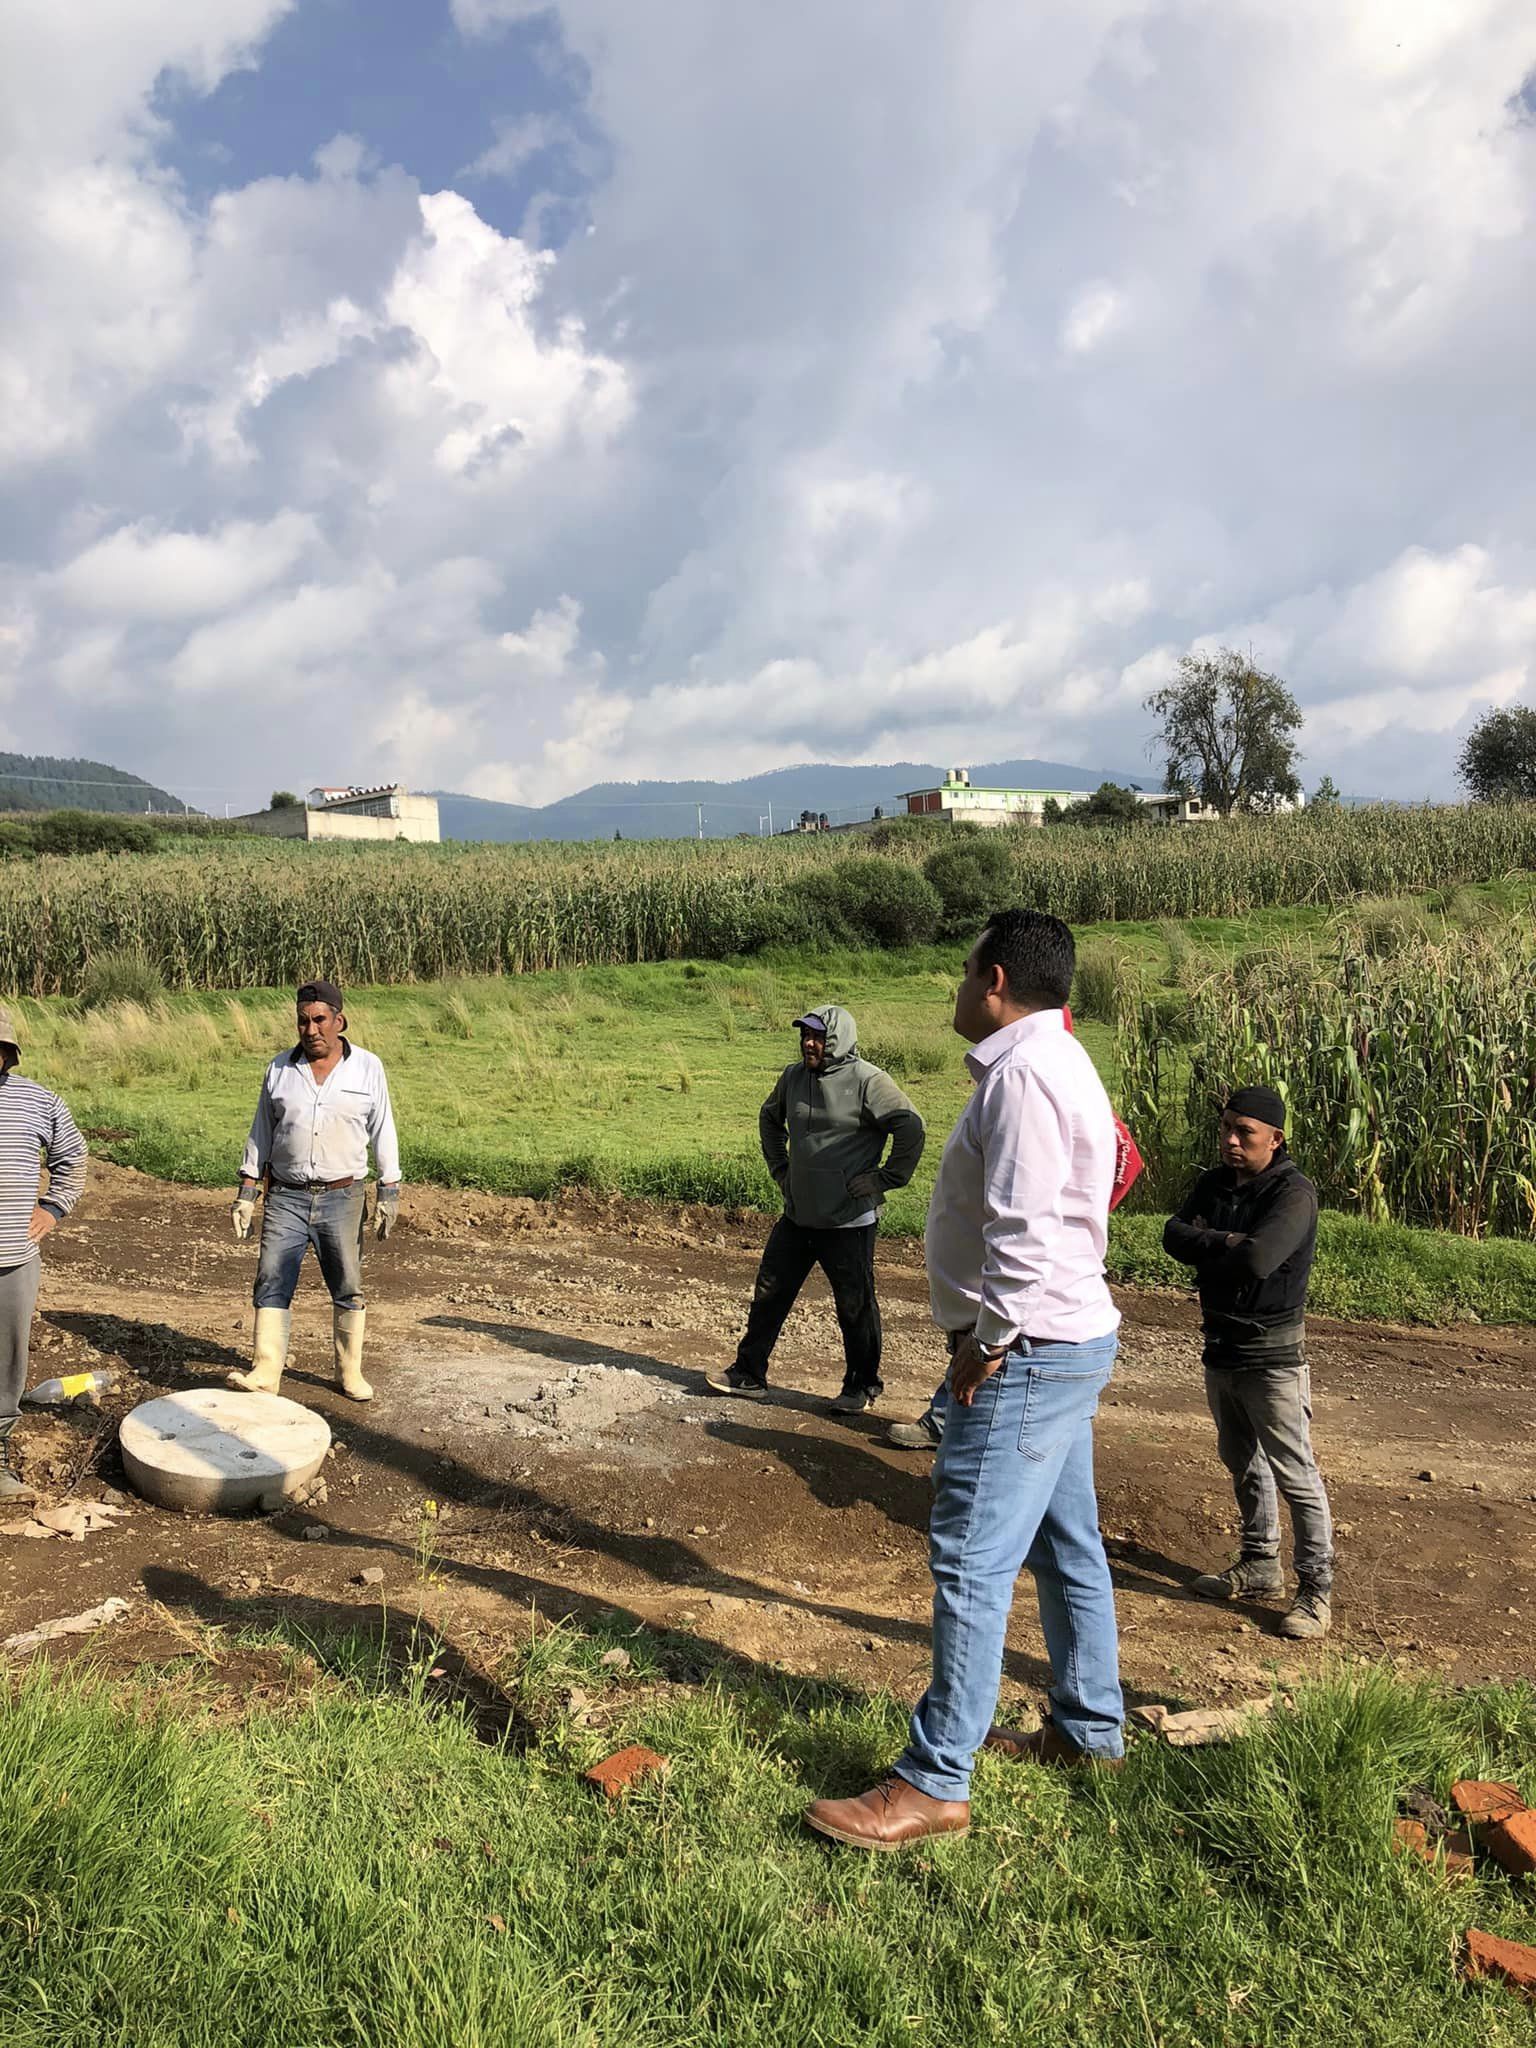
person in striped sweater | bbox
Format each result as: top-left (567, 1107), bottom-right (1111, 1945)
top-left (0, 1008), bottom-right (88, 1502)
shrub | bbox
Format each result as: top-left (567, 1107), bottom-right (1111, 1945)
top-left (1072, 943), bottom-right (1132, 1025)
top-left (78, 949), bottom-right (166, 1012)
top-left (1345, 897), bottom-right (1432, 959)
top-left (922, 833), bottom-right (1016, 933)
top-left (822, 858), bottom-right (942, 948)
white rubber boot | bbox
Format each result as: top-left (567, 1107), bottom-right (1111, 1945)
top-left (334, 1306), bottom-right (372, 1402)
top-left (228, 1307), bottom-right (290, 1394)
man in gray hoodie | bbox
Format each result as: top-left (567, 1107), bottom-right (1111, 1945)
top-left (705, 1006), bottom-right (925, 1414)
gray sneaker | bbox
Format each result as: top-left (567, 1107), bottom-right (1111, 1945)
top-left (1277, 1587), bottom-right (1332, 1639)
top-left (1190, 1556), bottom-right (1286, 1601)
top-left (886, 1413), bottom-right (944, 1451)
top-left (827, 1386), bottom-right (878, 1416)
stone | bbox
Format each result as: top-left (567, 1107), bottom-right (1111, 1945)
top-left (1157, 1698), bottom-right (1273, 1747)
top-left (120, 1389), bottom-right (330, 1514)
top-left (583, 1745), bottom-right (670, 1798)
top-left (1464, 1927), bottom-right (1536, 1999)
top-left (1390, 1817), bottom-right (1475, 1880)
top-left (598, 1647), bottom-right (631, 1671)
top-left (302, 1525), bottom-right (330, 1542)
top-left (354, 1567), bottom-right (385, 1586)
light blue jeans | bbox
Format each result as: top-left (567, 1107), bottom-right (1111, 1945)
top-left (896, 1333), bottom-right (1123, 1799)
top-left (254, 1183), bottom-right (366, 1313)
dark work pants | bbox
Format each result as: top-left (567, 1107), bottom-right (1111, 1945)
top-left (734, 1217), bottom-right (882, 1392)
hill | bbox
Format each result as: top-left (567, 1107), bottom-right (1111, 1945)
top-left (0, 752), bottom-right (192, 815)
top-left (434, 757), bottom-right (1141, 842)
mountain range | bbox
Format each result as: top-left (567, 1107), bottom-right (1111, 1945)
top-left (430, 758), bottom-right (1143, 842)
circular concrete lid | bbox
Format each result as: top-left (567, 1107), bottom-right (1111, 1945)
top-left (120, 1388), bottom-right (330, 1513)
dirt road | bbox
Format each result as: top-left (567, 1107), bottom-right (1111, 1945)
top-left (4, 1164), bottom-right (1533, 1714)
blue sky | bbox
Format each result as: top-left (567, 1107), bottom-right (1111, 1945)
top-left (2, 1), bottom-right (1535, 813)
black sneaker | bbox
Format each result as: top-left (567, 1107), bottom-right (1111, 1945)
top-left (703, 1368), bottom-right (769, 1397)
top-left (827, 1385), bottom-right (879, 1416)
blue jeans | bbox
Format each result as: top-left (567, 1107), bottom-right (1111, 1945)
top-left (254, 1184), bottom-right (366, 1312)
top-left (896, 1333), bottom-right (1123, 1799)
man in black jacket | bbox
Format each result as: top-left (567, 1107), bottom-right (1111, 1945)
top-left (1163, 1085), bottom-right (1334, 1640)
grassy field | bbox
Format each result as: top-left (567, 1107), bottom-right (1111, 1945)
top-left (15, 919), bottom-right (1536, 1326)
top-left (4, 1622), bottom-right (1536, 2046)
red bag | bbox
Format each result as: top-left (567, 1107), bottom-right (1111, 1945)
top-left (1062, 1006), bottom-right (1142, 1211)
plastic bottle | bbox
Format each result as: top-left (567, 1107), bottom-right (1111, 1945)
top-left (22, 1370), bottom-right (117, 1409)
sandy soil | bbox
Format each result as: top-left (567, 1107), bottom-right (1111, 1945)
top-left (4, 1163), bottom-right (1533, 1718)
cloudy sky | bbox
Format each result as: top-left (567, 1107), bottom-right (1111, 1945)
top-left (3, 1), bottom-right (1534, 812)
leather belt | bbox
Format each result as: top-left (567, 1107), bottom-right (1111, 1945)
top-left (272, 1176), bottom-right (356, 1191)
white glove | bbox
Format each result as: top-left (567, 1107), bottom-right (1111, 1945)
top-left (375, 1183), bottom-right (400, 1241)
top-left (232, 1188), bottom-right (258, 1241)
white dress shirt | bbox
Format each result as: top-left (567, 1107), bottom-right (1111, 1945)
top-left (925, 1009), bottom-right (1120, 1349)
top-left (241, 1042), bottom-right (400, 1187)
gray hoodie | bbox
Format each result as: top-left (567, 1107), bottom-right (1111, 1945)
top-left (758, 1004), bottom-right (926, 1230)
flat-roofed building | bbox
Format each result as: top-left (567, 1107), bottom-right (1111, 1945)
top-left (237, 785), bottom-right (440, 843)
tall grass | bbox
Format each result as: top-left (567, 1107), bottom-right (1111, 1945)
top-left (1118, 928), bottom-right (1536, 1236)
top-left (5, 805), bottom-right (1536, 993)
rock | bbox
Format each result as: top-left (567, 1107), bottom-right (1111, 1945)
top-left (1417, 1469), bottom-right (1435, 1483)
top-left (691, 1525), bottom-right (709, 1536)
top-left (598, 1647), bottom-right (631, 1671)
top-left (353, 1567), bottom-right (385, 1586)
top-left (1391, 1817), bottom-right (1475, 1880)
top-left (583, 1745), bottom-right (670, 1798)
top-left (302, 1525), bottom-right (330, 1542)
top-left (1131, 1703), bottom-right (1170, 1731)
top-left (1157, 1698), bottom-right (1273, 1747)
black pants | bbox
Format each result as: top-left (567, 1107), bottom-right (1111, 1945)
top-left (734, 1217), bottom-right (882, 1392)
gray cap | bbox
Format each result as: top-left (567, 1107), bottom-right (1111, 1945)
top-left (0, 1006), bottom-right (18, 1056)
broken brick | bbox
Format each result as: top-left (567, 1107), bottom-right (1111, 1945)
top-left (1483, 1808), bottom-right (1536, 1879)
top-left (1450, 1779), bottom-right (1526, 1824)
top-left (583, 1745), bottom-right (670, 1799)
top-left (1464, 1928), bottom-right (1536, 2000)
top-left (1391, 1818), bottom-right (1475, 1881)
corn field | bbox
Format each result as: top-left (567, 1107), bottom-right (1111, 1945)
top-left (1116, 929), bottom-right (1536, 1238)
top-left (3, 804), bottom-right (1536, 995)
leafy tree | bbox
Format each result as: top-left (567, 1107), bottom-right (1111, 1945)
top-left (270, 790), bottom-right (301, 811)
top-left (1062, 782), bottom-right (1148, 828)
top-left (1040, 797), bottom-right (1065, 824)
top-left (1310, 775), bottom-right (1342, 810)
top-left (1144, 648), bottom-right (1303, 813)
top-left (1457, 706), bottom-right (1536, 804)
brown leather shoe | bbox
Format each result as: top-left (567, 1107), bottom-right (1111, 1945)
top-left (803, 1775), bottom-right (970, 1852)
top-left (985, 1722), bottom-right (1123, 1771)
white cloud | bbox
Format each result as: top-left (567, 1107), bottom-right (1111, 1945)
top-left (53, 513), bottom-right (319, 620)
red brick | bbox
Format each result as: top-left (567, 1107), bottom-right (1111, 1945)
top-left (1464, 1927), bottom-right (1536, 1999)
top-left (1450, 1779), bottom-right (1526, 1824)
top-left (1483, 1808), bottom-right (1536, 1879)
top-left (1391, 1818), bottom-right (1475, 1881)
top-left (583, 1745), bottom-right (670, 1799)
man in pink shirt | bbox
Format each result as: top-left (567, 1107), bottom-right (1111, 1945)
top-left (805, 909), bottom-right (1124, 1850)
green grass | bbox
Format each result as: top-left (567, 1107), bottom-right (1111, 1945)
top-left (14, 911), bottom-right (1536, 1327)
top-left (4, 1629), bottom-right (1536, 2046)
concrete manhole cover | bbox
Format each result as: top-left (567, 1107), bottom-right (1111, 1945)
top-left (120, 1388), bottom-right (331, 1513)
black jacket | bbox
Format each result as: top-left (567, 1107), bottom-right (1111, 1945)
top-left (1162, 1155), bottom-right (1318, 1332)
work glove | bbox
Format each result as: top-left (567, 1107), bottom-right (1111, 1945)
top-left (847, 1171), bottom-right (885, 1200)
top-left (375, 1183), bottom-right (401, 1241)
top-left (231, 1187), bottom-right (259, 1241)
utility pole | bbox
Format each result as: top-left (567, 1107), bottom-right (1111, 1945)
top-left (768, 800), bottom-right (774, 835)
top-left (696, 803), bottom-right (704, 840)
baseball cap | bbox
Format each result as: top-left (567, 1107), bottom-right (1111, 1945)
top-left (793, 1011), bottom-right (827, 1035)
top-left (0, 1006), bottom-right (20, 1056)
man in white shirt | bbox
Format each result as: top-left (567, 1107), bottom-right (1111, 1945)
top-left (228, 979), bottom-right (400, 1403)
top-left (805, 910), bottom-right (1124, 1851)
